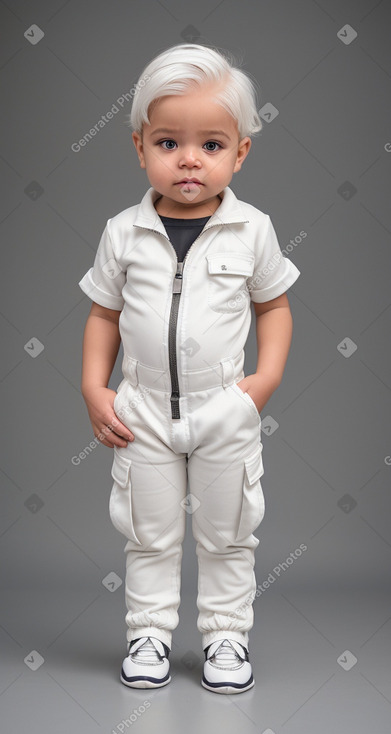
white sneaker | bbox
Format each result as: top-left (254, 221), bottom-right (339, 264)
top-left (202, 638), bottom-right (255, 694)
top-left (120, 636), bottom-right (171, 688)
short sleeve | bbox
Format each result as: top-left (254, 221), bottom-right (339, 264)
top-left (248, 215), bottom-right (300, 303)
top-left (78, 220), bottom-right (126, 310)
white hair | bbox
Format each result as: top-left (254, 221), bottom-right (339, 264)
top-left (127, 43), bottom-right (263, 140)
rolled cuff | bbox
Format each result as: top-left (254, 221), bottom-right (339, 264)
top-left (78, 268), bottom-right (124, 310)
top-left (249, 259), bottom-right (300, 303)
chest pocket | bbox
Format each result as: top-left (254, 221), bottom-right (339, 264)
top-left (206, 252), bottom-right (255, 313)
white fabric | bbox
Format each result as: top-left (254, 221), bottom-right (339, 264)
top-left (78, 185), bottom-right (300, 374)
top-left (109, 366), bottom-right (265, 651)
top-left (78, 186), bottom-right (301, 652)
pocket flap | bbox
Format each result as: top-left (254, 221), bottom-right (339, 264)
top-left (207, 253), bottom-right (254, 276)
top-left (111, 449), bottom-right (131, 488)
top-left (244, 444), bottom-right (264, 484)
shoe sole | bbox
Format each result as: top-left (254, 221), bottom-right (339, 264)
top-left (120, 673), bottom-right (171, 689)
top-left (201, 677), bottom-right (254, 694)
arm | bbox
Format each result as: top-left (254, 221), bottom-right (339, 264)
top-left (81, 302), bottom-right (134, 448)
top-left (237, 292), bottom-right (293, 413)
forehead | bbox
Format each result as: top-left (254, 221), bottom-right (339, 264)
top-left (146, 85), bottom-right (238, 135)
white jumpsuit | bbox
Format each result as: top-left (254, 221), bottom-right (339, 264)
top-left (78, 185), bottom-right (300, 652)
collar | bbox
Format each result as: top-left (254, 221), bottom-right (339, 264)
top-left (133, 185), bottom-right (249, 236)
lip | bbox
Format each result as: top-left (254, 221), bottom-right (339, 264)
top-left (176, 178), bottom-right (203, 185)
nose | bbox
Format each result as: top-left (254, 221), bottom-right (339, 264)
top-left (178, 146), bottom-right (201, 168)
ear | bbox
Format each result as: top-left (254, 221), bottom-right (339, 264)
top-left (132, 131), bottom-right (146, 168)
top-left (233, 136), bottom-right (252, 173)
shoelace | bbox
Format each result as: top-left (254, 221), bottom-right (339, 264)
top-left (210, 640), bottom-right (244, 670)
top-left (129, 637), bottom-right (162, 665)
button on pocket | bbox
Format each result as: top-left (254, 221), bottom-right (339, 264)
top-left (109, 447), bottom-right (142, 545)
top-left (235, 443), bottom-right (265, 542)
top-left (206, 252), bottom-right (255, 313)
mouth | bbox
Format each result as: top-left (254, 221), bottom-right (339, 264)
top-left (176, 179), bottom-right (203, 185)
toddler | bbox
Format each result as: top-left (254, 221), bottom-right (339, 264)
top-left (79, 42), bottom-right (300, 694)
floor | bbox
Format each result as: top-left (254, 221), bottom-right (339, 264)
top-left (1, 583), bottom-right (390, 733)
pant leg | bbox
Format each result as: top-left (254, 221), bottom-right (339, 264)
top-left (110, 382), bottom-right (187, 650)
top-left (187, 381), bottom-right (265, 650)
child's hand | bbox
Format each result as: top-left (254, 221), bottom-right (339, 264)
top-left (83, 387), bottom-right (134, 449)
top-left (236, 374), bottom-right (279, 415)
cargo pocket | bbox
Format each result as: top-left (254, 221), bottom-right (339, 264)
top-left (109, 447), bottom-right (142, 545)
top-left (206, 252), bottom-right (255, 313)
top-left (235, 443), bottom-right (265, 542)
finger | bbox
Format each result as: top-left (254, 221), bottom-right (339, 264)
top-left (112, 436), bottom-right (130, 448)
top-left (105, 428), bottom-right (132, 448)
top-left (94, 423), bottom-right (118, 447)
top-left (97, 422), bottom-right (133, 448)
top-left (109, 414), bottom-right (134, 441)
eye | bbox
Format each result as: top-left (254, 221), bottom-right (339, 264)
top-left (204, 141), bottom-right (222, 152)
top-left (158, 139), bottom-right (223, 152)
top-left (160, 139), bottom-right (177, 150)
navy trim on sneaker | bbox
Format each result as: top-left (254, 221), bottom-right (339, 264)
top-left (121, 669), bottom-right (171, 685)
top-left (201, 672), bottom-right (254, 690)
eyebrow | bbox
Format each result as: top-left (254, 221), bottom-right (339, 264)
top-left (150, 128), bottom-right (231, 139)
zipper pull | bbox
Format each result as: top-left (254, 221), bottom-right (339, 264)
top-left (172, 261), bottom-right (183, 293)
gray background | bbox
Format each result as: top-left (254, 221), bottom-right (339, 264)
top-left (1, 0), bottom-right (391, 732)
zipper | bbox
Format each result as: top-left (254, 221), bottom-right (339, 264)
top-left (169, 260), bottom-right (182, 418)
top-left (133, 223), bottom-right (222, 419)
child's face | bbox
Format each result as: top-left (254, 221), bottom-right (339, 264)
top-left (132, 83), bottom-right (251, 217)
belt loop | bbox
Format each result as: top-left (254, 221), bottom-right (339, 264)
top-left (122, 355), bottom-right (139, 387)
top-left (220, 358), bottom-right (235, 387)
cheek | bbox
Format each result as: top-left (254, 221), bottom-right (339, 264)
top-left (153, 156), bottom-right (176, 177)
top-left (147, 151), bottom-right (166, 167)
top-left (142, 155), bottom-right (159, 175)
top-left (210, 154), bottom-right (234, 171)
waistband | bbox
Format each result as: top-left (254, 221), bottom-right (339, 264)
top-left (121, 351), bottom-right (245, 393)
